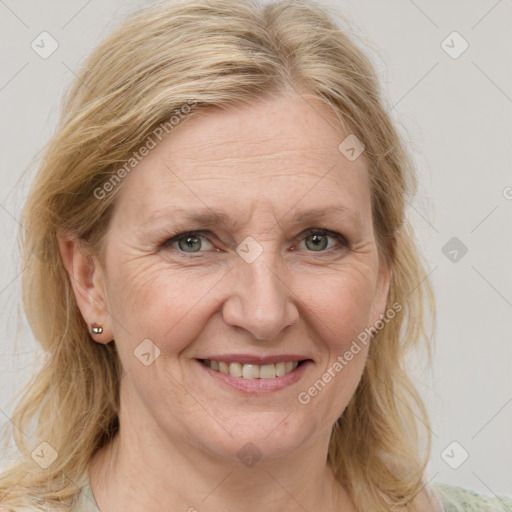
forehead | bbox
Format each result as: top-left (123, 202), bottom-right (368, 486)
top-left (112, 92), bottom-right (371, 226)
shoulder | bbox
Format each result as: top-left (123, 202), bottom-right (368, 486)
top-left (431, 482), bottom-right (512, 512)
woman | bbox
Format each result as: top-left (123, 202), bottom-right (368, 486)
top-left (0, 0), bottom-right (510, 510)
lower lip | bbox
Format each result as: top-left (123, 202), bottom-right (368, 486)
top-left (197, 360), bottom-right (312, 393)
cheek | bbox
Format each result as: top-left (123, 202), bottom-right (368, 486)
top-left (106, 250), bottom-right (379, 367)
top-left (295, 263), bottom-right (378, 350)
top-left (293, 268), bottom-right (376, 423)
top-left (106, 259), bottom-right (226, 359)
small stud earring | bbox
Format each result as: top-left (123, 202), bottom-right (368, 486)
top-left (91, 323), bottom-right (103, 335)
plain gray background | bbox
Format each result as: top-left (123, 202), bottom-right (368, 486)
top-left (1, 0), bottom-right (511, 498)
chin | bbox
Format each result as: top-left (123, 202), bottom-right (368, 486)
top-left (193, 413), bottom-right (318, 465)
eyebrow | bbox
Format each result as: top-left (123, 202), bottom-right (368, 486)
top-left (141, 205), bottom-right (357, 231)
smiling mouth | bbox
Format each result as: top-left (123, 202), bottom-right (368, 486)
top-left (200, 359), bottom-right (306, 379)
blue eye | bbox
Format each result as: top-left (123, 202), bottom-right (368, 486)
top-left (161, 231), bottom-right (213, 253)
top-left (160, 229), bottom-right (349, 255)
top-left (300, 229), bottom-right (349, 252)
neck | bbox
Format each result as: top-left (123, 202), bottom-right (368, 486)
top-left (88, 401), bottom-right (354, 511)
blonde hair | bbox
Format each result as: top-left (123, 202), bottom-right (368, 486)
top-left (0, 0), bottom-right (435, 510)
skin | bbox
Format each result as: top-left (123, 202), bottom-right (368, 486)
top-left (59, 91), bottom-right (392, 511)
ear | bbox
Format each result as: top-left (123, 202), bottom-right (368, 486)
top-left (57, 228), bottom-right (113, 344)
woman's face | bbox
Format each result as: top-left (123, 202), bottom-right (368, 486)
top-left (92, 92), bottom-right (391, 463)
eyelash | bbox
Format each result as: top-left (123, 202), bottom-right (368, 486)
top-left (159, 228), bottom-right (350, 255)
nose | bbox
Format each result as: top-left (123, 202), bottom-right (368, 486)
top-left (221, 250), bottom-right (299, 341)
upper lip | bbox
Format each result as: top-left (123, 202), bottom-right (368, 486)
top-left (197, 354), bottom-right (311, 365)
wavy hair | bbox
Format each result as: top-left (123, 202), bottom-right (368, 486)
top-left (0, 0), bottom-right (435, 510)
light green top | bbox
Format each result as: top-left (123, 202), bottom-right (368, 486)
top-left (71, 478), bottom-right (512, 511)
top-left (432, 483), bottom-right (512, 512)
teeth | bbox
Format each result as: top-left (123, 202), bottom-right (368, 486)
top-left (259, 364), bottom-right (275, 379)
top-left (275, 362), bottom-right (286, 377)
top-left (203, 360), bottom-right (302, 379)
top-left (242, 364), bottom-right (259, 379)
top-left (229, 362), bottom-right (243, 378)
